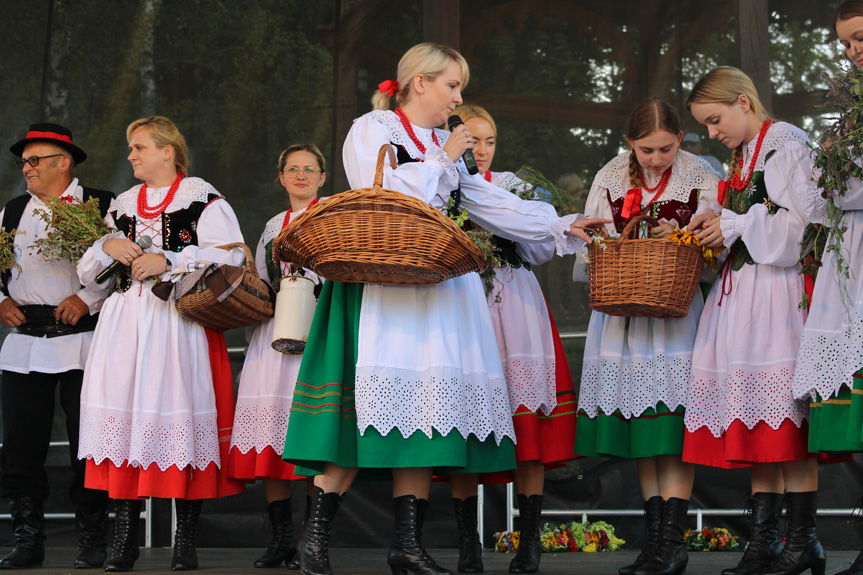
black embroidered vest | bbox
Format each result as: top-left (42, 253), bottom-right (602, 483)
top-left (727, 150), bottom-right (783, 271)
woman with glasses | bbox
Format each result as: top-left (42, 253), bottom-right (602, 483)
top-left (76, 116), bottom-right (246, 572)
top-left (281, 42), bottom-right (608, 575)
top-left (226, 144), bottom-right (327, 569)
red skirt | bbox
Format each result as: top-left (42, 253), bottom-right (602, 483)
top-left (682, 419), bottom-right (814, 469)
top-left (480, 305), bottom-right (579, 484)
top-left (226, 446), bottom-right (307, 482)
top-left (84, 329), bottom-right (246, 500)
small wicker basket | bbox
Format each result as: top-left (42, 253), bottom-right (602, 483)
top-left (274, 145), bottom-right (486, 285)
top-left (588, 215), bottom-right (704, 319)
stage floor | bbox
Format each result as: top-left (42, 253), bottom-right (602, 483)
top-left (3, 548), bottom-right (857, 574)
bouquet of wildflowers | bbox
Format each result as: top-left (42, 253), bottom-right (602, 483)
top-left (684, 526), bottom-right (739, 552)
top-left (32, 196), bottom-right (114, 265)
top-left (0, 229), bottom-right (22, 279)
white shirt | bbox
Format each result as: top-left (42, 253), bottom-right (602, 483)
top-left (0, 178), bottom-right (112, 374)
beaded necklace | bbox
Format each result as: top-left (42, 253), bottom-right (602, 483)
top-left (395, 107), bottom-right (440, 157)
top-left (137, 173), bottom-right (185, 219)
top-left (719, 118), bottom-right (772, 204)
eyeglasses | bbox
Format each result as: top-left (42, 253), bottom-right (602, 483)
top-left (15, 154), bottom-right (65, 169)
top-left (284, 166), bottom-right (320, 178)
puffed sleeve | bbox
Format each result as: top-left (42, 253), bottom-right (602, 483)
top-left (718, 140), bottom-right (812, 267)
top-left (343, 115), bottom-right (458, 204)
top-left (160, 198), bottom-right (245, 274)
top-left (694, 171), bottom-right (722, 218)
top-left (77, 209), bottom-right (126, 287)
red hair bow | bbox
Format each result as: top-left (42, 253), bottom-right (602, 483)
top-left (378, 79), bottom-right (398, 96)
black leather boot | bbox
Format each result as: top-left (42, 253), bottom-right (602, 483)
top-left (301, 487), bottom-right (343, 575)
top-left (753, 491), bottom-right (825, 575)
top-left (172, 499), bottom-right (203, 571)
top-left (287, 495), bottom-right (311, 571)
top-left (388, 495), bottom-right (453, 575)
top-left (104, 499), bottom-right (143, 572)
top-left (634, 497), bottom-right (689, 575)
top-left (509, 494), bottom-right (543, 574)
top-left (255, 498), bottom-right (297, 568)
top-left (837, 550), bottom-right (863, 575)
top-left (721, 492), bottom-right (784, 575)
top-left (619, 496), bottom-right (664, 575)
top-left (0, 496), bottom-right (45, 569)
top-left (453, 497), bottom-right (483, 573)
top-left (74, 501), bottom-right (110, 569)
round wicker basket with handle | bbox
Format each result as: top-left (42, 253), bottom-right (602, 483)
top-left (588, 214), bottom-right (704, 319)
top-left (274, 144), bottom-right (487, 285)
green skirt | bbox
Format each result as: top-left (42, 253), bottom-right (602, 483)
top-left (282, 281), bottom-right (516, 476)
top-left (573, 402), bottom-right (685, 458)
top-left (809, 372), bottom-right (863, 453)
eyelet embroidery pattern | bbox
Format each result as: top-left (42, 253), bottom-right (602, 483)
top-left (595, 151), bottom-right (716, 205)
top-left (111, 177), bottom-right (223, 218)
top-left (792, 322), bottom-right (863, 401)
top-left (230, 403), bottom-right (292, 455)
top-left (503, 357), bottom-right (558, 416)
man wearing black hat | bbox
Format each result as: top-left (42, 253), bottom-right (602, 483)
top-left (0, 123), bottom-right (113, 569)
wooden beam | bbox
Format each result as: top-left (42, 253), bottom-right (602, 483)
top-left (737, 0), bottom-right (772, 111)
top-left (423, 0), bottom-right (460, 48)
top-left (468, 91), bottom-right (633, 129)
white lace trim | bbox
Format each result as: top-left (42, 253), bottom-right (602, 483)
top-left (262, 211), bottom-right (289, 246)
top-left (229, 402), bottom-right (290, 455)
top-left (744, 122), bottom-right (810, 173)
top-left (79, 406), bottom-right (221, 471)
top-left (683, 361), bottom-right (809, 437)
top-left (353, 365), bottom-right (515, 445)
top-left (92, 231), bottom-right (126, 266)
top-left (593, 150), bottom-right (715, 204)
top-left (110, 177), bottom-right (224, 218)
top-left (792, 320), bottom-right (863, 400)
top-left (366, 110), bottom-right (459, 185)
top-left (503, 356), bottom-right (557, 416)
top-left (490, 171), bottom-right (531, 194)
top-left (579, 352), bottom-right (692, 418)
top-left (719, 209), bottom-right (745, 248)
top-left (553, 214), bottom-right (586, 256)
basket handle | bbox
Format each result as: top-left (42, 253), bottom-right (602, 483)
top-left (374, 144), bottom-right (397, 188)
top-left (619, 215), bottom-right (659, 240)
top-left (216, 242), bottom-right (256, 274)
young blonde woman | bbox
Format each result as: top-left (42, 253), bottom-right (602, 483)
top-left (685, 68), bottom-right (823, 575)
top-left (77, 116), bottom-right (246, 571)
top-left (575, 98), bottom-right (719, 575)
top-left (445, 103), bottom-right (578, 574)
top-left (280, 43), bottom-right (608, 575)
top-left (226, 144), bottom-right (328, 569)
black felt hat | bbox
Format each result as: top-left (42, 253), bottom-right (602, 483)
top-left (10, 123), bottom-right (87, 164)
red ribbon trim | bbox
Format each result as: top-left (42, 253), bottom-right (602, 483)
top-left (621, 188), bottom-right (642, 219)
top-left (25, 130), bottom-right (73, 144)
top-left (378, 79), bottom-right (398, 96)
top-left (717, 180), bottom-right (727, 205)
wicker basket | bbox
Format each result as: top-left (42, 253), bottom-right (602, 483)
top-left (588, 215), bottom-right (704, 319)
top-left (174, 243), bottom-right (275, 331)
top-left (274, 145), bottom-right (486, 286)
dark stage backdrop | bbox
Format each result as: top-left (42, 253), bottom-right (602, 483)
top-left (0, 0), bottom-right (859, 553)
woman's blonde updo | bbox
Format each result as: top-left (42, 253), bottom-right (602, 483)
top-left (687, 67), bottom-right (770, 191)
top-left (449, 103), bottom-right (497, 137)
top-left (126, 116), bottom-right (190, 174)
top-left (371, 43), bottom-right (470, 110)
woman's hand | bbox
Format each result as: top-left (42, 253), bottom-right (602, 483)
top-left (443, 124), bottom-right (474, 164)
top-left (696, 217), bottom-right (726, 248)
top-left (130, 253), bottom-right (168, 281)
top-left (103, 238), bottom-right (144, 266)
top-left (567, 218), bottom-right (613, 243)
top-left (650, 221), bottom-right (676, 239)
top-left (686, 212), bottom-right (717, 233)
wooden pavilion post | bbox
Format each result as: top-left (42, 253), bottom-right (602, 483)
top-left (737, 0), bottom-right (772, 111)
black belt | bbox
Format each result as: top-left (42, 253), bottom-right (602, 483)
top-left (11, 305), bottom-right (99, 338)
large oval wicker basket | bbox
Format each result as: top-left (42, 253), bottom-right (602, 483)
top-left (274, 145), bottom-right (486, 285)
top-left (588, 215), bottom-right (704, 319)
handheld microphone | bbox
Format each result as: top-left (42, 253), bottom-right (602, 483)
top-left (95, 235), bottom-right (153, 284)
top-left (447, 115), bottom-right (479, 175)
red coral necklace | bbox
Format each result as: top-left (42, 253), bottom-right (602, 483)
top-left (137, 173), bottom-right (185, 219)
top-left (395, 107), bottom-right (440, 157)
top-left (718, 118), bottom-right (772, 203)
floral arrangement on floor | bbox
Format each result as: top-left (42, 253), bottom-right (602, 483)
top-left (32, 196), bottom-right (114, 264)
top-left (0, 229), bottom-right (23, 279)
top-left (684, 526), bottom-right (739, 552)
top-left (494, 520), bottom-right (625, 553)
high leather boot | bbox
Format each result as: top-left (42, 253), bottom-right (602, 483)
top-left (509, 494), bottom-right (543, 574)
top-left (287, 495), bottom-right (311, 571)
top-left (73, 501), bottom-right (110, 569)
top-left (453, 496), bottom-right (483, 573)
top-left (0, 496), bottom-right (45, 569)
top-left (172, 499), bottom-right (204, 571)
top-left (837, 550), bottom-right (863, 575)
top-left (104, 499), bottom-right (143, 572)
top-left (387, 495), bottom-right (453, 575)
top-left (300, 487), bottom-right (343, 575)
top-left (634, 497), bottom-right (689, 575)
top-left (722, 492), bottom-right (784, 575)
top-left (619, 496), bottom-right (664, 575)
top-left (254, 498), bottom-right (296, 568)
top-left (753, 491), bottom-right (825, 575)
